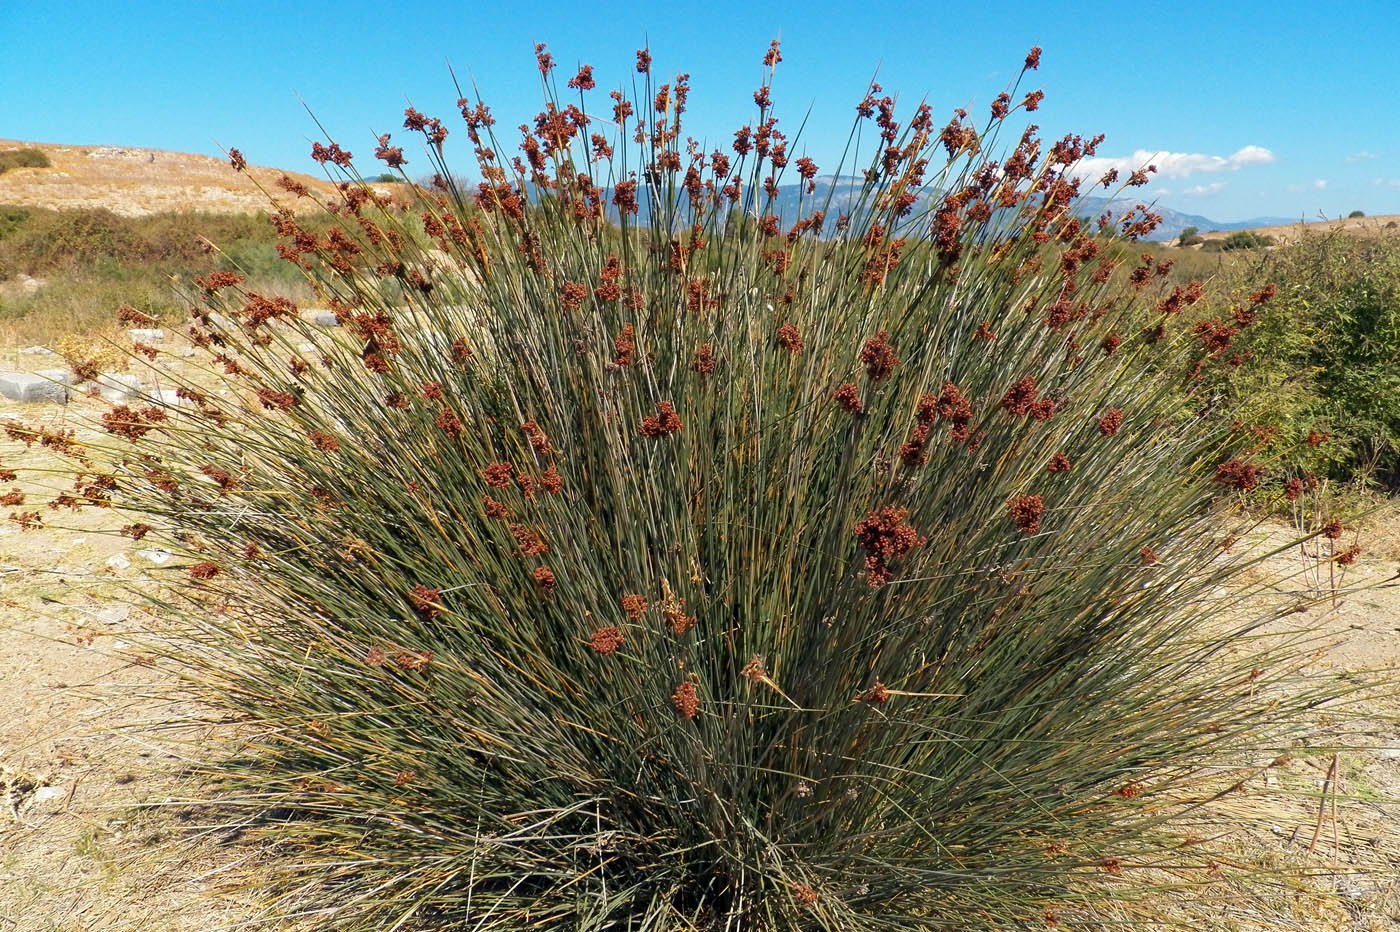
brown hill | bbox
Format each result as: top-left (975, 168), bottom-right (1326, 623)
top-left (1197, 213), bottom-right (1400, 246)
top-left (0, 139), bottom-right (352, 217)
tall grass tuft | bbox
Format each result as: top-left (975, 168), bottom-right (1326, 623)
top-left (5, 44), bottom-right (1373, 929)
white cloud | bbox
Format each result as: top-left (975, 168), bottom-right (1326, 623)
top-left (1345, 151), bottom-right (1379, 163)
top-left (1072, 145), bottom-right (1276, 183)
top-left (1314, 178), bottom-right (1328, 189)
top-left (1287, 179), bottom-right (1328, 192)
top-left (1372, 178), bottom-right (1400, 188)
top-left (1181, 182), bottom-right (1226, 196)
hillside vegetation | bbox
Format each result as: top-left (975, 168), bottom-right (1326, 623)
top-left (0, 139), bottom-right (345, 216)
top-left (0, 205), bottom-right (329, 340)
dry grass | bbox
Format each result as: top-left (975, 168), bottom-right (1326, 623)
top-left (1194, 215), bottom-right (1400, 248)
top-left (0, 140), bottom-right (400, 218)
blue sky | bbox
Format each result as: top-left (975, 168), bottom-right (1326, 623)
top-left (5, 0), bottom-right (1398, 222)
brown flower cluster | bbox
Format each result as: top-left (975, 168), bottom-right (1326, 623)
top-left (859, 331), bottom-right (899, 381)
top-left (999, 377), bottom-right (1039, 416)
top-left (1046, 452), bottom-right (1072, 472)
top-left (640, 401), bottom-right (683, 438)
top-left (1007, 494), bottom-right (1044, 533)
top-left (396, 650), bottom-right (433, 672)
top-left (410, 584), bottom-right (441, 618)
top-left (482, 462), bottom-right (514, 488)
top-left (691, 343), bottom-right (716, 374)
top-left (775, 323), bottom-right (804, 353)
top-left (308, 430), bottom-right (340, 453)
top-left (522, 419), bottom-right (553, 456)
top-left (902, 381), bottom-right (974, 465)
top-left (862, 680), bottom-right (891, 704)
top-left (509, 524), bottom-right (548, 555)
top-left (620, 594), bottom-right (648, 619)
top-left (614, 323), bottom-right (636, 366)
top-left (854, 506), bottom-right (926, 587)
top-left (1214, 459), bottom-right (1260, 492)
top-left (672, 681), bottom-right (700, 719)
top-left (590, 626), bottom-right (625, 655)
top-left (833, 382), bottom-right (864, 415)
top-left (1097, 409), bottom-right (1124, 437)
top-left (101, 405), bottom-right (168, 441)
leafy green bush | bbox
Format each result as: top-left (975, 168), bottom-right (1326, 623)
top-left (0, 205), bottom-right (323, 338)
top-left (1222, 230), bottom-right (1275, 250)
top-left (1348, 210), bottom-right (1365, 218)
top-left (0, 147), bottom-right (51, 175)
top-left (1204, 233), bottom-right (1400, 487)
top-left (9, 44), bottom-right (1360, 930)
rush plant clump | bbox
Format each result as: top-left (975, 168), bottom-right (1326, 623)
top-left (2, 42), bottom-right (1374, 931)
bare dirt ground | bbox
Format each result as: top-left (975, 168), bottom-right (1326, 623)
top-left (0, 341), bottom-right (1396, 930)
top-left (0, 140), bottom-right (380, 218)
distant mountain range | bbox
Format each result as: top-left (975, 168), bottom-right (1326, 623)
top-left (1072, 196), bottom-right (1301, 243)
top-left (0, 143), bottom-right (1315, 242)
top-left (606, 175), bottom-right (1306, 243)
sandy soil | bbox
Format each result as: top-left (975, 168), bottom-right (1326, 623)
top-left (0, 140), bottom-right (391, 218)
top-left (0, 341), bottom-right (1396, 930)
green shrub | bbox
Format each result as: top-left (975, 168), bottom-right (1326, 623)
top-left (1222, 230), bottom-right (1275, 250)
top-left (10, 44), bottom-right (1362, 930)
top-left (1205, 233), bottom-right (1400, 487)
top-left (0, 205), bottom-right (320, 338)
top-left (0, 147), bottom-right (51, 175)
top-left (1348, 210), bottom-right (1365, 218)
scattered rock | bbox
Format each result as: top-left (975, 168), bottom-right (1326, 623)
top-left (208, 312), bottom-right (235, 329)
top-left (152, 388), bottom-right (189, 408)
top-left (127, 328), bottom-right (165, 344)
top-left (95, 605), bottom-right (131, 625)
top-left (17, 345), bottom-right (56, 356)
top-left (0, 371), bottom-right (69, 403)
top-left (81, 373), bottom-right (145, 403)
top-left (105, 554), bottom-right (132, 570)
top-left (177, 346), bottom-right (197, 358)
top-left (301, 309), bottom-right (339, 327)
top-left (32, 785), bottom-right (66, 804)
top-left (137, 548), bottom-right (172, 565)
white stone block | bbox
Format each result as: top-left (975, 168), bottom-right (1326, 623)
top-left (302, 309), bottom-right (339, 326)
top-left (79, 373), bottom-right (145, 403)
top-left (152, 388), bottom-right (189, 408)
top-left (128, 328), bottom-right (165, 343)
top-left (0, 372), bottom-right (69, 403)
